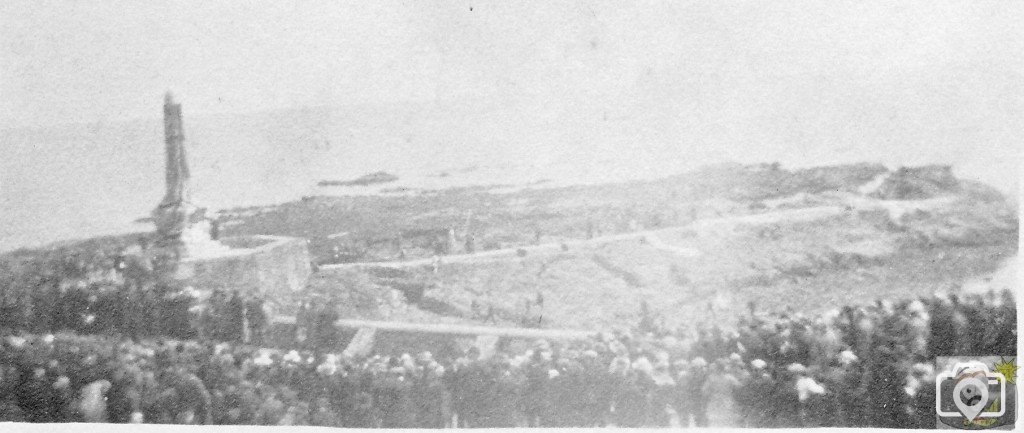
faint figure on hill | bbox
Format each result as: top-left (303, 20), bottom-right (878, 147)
top-left (484, 305), bottom-right (497, 325)
top-left (520, 299), bottom-right (532, 327)
top-left (639, 300), bottom-right (655, 333)
top-left (470, 300), bottom-right (481, 320)
top-left (442, 228), bottom-right (457, 255)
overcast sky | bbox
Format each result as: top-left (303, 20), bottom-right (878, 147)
top-left (3, 0), bottom-right (1021, 128)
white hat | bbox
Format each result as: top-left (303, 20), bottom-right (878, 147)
top-left (633, 357), bottom-right (655, 374)
top-left (795, 376), bottom-right (825, 401)
top-left (839, 350), bottom-right (858, 365)
top-left (316, 362), bottom-right (337, 376)
top-left (283, 350), bottom-right (302, 363)
top-left (254, 353), bottom-right (273, 366)
top-left (786, 363), bottom-right (807, 374)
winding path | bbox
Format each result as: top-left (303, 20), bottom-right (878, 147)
top-left (321, 205), bottom-right (848, 271)
top-left (272, 316), bottom-right (594, 340)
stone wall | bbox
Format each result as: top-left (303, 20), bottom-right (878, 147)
top-left (176, 235), bottom-right (311, 297)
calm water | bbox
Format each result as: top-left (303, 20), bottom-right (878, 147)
top-left (1, 100), bottom-right (1017, 252)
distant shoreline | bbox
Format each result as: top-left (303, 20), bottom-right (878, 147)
top-left (1, 161), bottom-right (1015, 256)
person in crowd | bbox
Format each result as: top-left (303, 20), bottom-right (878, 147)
top-left (158, 363), bottom-right (214, 425)
top-left (246, 295), bottom-right (268, 345)
top-left (648, 355), bottom-right (676, 426)
top-left (309, 396), bottom-right (341, 426)
top-left (313, 300), bottom-right (341, 350)
top-left (76, 379), bottom-right (112, 422)
top-left (293, 300), bottom-right (308, 344)
top-left (417, 359), bottom-right (452, 428)
top-left (373, 364), bottom-right (416, 428)
top-left (522, 344), bottom-right (552, 427)
top-left (225, 291), bottom-right (246, 342)
top-left (16, 366), bottom-right (56, 422)
top-left (106, 366), bottom-right (142, 423)
top-left (704, 358), bottom-right (742, 426)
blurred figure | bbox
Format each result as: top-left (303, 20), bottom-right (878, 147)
top-left (245, 296), bottom-right (267, 345)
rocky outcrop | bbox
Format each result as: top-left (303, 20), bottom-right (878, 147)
top-left (870, 165), bottom-right (961, 200)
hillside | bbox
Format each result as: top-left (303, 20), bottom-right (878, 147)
top-left (2, 162), bottom-right (1015, 334)
top-left (236, 163), bottom-right (1016, 330)
top-left (221, 162), bottom-right (889, 264)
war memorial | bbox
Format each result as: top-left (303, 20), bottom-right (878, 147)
top-left (151, 93), bottom-right (311, 298)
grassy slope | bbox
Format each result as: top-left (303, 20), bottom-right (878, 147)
top-left (309, 194), bottom-right (1016, 330)
top-left (2, 162), bottom-right (1015, 335)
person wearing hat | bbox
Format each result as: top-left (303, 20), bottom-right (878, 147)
top-left (15, 366), bottom-right (55, 422)
top-left (105, 366), bottom-right (142, 423)
top-left (75, 378), bottom-right (112, 423)
top-left (522, 347), bottom-right (553, 427)
top-left (245, 295), bottom-right (268, 345)
top-left (611, 358), bottom-right (652, 428)
top-left (224, 290), bottom-right (245, 342)
top-left (254, 387), bottom-right (287, 425)
top-left (374, 364), bottom-right (415, 428)
top-left (650, 357), bottom-right (676, 426)
top-left (703, 358), bottom-right (742, 427)
top-left (309, 396), bottom-right (342, 427)
top-left (412, 357), bottom-right (450, 428)
top-left (51, 374), bottom-right (77, 422)
top-left (158, 365), bottom-right (213, 425)
top-left (675, 357), bottom-right (709, 427)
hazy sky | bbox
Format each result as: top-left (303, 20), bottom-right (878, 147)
top-left (3, 0), bottom-right (1021, 128)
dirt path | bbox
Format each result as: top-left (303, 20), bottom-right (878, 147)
top-left (272, 316), bottom-right (594, 339)
top-left (322, 205), bottom-right (848, 271)
top-left (319, 196), bottom-right (955, 272)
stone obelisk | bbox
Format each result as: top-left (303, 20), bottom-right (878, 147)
top-left (152, 92), bottom-right (206, 258)
top-left (161, 92), bottom-right (190, 211)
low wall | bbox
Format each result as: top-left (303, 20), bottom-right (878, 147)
top-left (177, 235), bottom-right (311, 297)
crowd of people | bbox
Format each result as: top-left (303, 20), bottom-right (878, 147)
top-left (0, 240), bottom-right (277, 345)
top-left (0, 286), bottom-right (1014, 427)
top-left (0, 269), bottom-right (273, 347)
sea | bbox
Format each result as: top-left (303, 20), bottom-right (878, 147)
top-left (0, 99), bottom-right (1018, 252)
